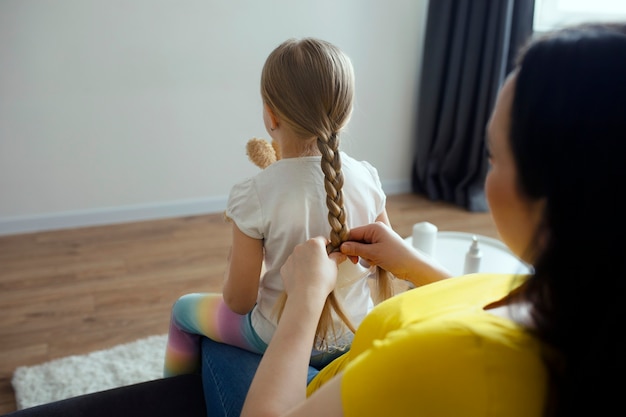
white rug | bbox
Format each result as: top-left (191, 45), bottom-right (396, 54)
top-left (11, 334), bottom-right (167, 410)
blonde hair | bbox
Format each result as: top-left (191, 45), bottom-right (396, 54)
top-left (264, 38), bottom-right (393, 348)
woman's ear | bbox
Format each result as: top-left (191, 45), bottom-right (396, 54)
top-left (264, 103), bottom-right (279, 131)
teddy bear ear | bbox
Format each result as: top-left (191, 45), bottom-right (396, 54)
top-left (246, 137), bottom-right (277, 169)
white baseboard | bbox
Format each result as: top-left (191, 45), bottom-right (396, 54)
top-left (0, 196), bottom-right (229, 236)
top-left (0, 180), bottom-right (411, 237)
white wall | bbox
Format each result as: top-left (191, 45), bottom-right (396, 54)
top-left (0, 0), bottom-right (429, 235)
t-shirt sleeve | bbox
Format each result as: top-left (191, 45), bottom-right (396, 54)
top-left (341, 323), bottom-right (492, 417)
top-left (225, 178), bottom-right (264, 239)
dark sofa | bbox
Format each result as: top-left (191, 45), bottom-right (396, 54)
top-left (2, 374), bottom-right (207, 417)
top-left (1, 336), bottom-right (269, 417)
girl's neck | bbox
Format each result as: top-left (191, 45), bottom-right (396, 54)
top-left (277, 136), bottom-right (321, 158)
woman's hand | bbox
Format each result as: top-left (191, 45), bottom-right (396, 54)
top-left (242, 238), bottom-right (345, 417)
top-left (280, 236), bottom-right (343, 302)
top-left (340, 222), bottom-right (452, 286)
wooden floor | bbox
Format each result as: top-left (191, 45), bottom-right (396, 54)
top-left (0, 193), bottom-right (498, 413)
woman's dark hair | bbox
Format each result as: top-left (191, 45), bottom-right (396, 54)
top-left (511, 23), bottom-right (626, 416)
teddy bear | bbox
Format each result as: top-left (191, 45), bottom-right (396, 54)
top-left (245, 137), bottom-right (281, 169)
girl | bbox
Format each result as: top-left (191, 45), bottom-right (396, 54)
top-left (164, 37), bottom-right (393, 376)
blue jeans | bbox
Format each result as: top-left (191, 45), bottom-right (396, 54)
top-left (200, 337), bottom-right (320, 417)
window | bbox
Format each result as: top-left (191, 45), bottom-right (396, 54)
top-left (534, 0), bottom-right (626, 32)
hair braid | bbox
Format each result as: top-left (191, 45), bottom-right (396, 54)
top-left (315, 132), bottom-right (394, 347)
top-left (318, 133), bottom-right (349, 253)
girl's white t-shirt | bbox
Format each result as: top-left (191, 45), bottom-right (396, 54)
top-left (225, 152), bottom-right (387, 350)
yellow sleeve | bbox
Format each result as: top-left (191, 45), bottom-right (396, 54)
top-left (340, 320), bottom-right (545, 417)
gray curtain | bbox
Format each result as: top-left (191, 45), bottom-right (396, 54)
top-left (411, 0), bottom-right (535, 212)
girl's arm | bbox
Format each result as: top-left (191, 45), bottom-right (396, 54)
top-left (240, 236), bottom-right (345, 417)
top-left (222, 223), bottom-right (264, 314)
top-left (375, 207), bottom-right (391, 227)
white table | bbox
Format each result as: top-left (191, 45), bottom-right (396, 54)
top-left (405, 231), bottom-right (532, 276)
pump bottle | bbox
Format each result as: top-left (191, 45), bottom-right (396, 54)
top-left (463, 235), bottom-right (482, 274)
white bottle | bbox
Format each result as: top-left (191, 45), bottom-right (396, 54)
top-left (411, 222), bottom-right (437, 257)
top-left (463, 235), bottom-right (482, 274)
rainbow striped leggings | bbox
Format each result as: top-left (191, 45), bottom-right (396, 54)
top-left (163, 293), bottom-right (268, 377)
top-left (164, 293), bottom-right (348, 377)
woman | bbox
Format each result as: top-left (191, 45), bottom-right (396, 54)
top-left (239, 22), bottom-right (626, 417)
